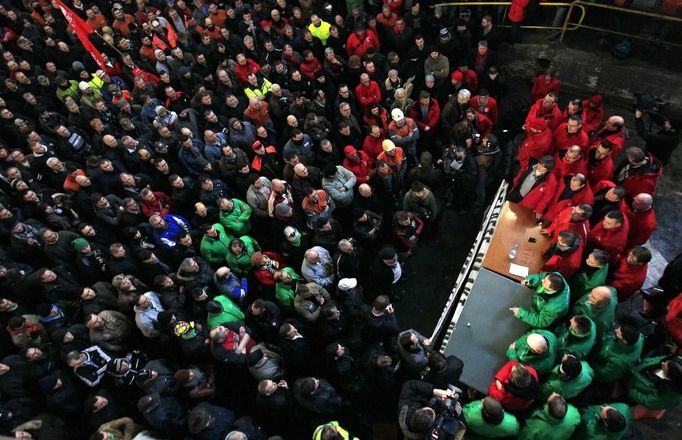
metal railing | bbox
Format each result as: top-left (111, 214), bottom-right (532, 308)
top-left (560, 1), bottom-right (682, 48)
top-left (435, 1), bottom-right (682, 48)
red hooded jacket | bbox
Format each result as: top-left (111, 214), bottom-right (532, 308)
top-left (518, 130), bottom-right (554, 172)
top-left (553, 150), bottom-right (588, 179)
top-left (531, 75), bottom-right (561, 102)
top-left (488, 361), bottom-right (539, 412)
top-left (544, 177), bottom-right (595, 223)
top-left (542, 242), bottom-right (584, 279)
top-left (526, 99), bottom-right (564, 133)
top-left (346, 29), bottom-right (381, 58)
top-left (508, 0), bottom-right (531, 23)
top-left (609, 258), bottom-right (647, 301)
top-left (581, 100), bottom-right (605, 134)
top-left (234, 58), bottom-right (261, 84)
top-left (553, 123), bottom-right (590, 156)
top-left (590, 125), bottom-right (628, 157)
top-left (545, 205), bottom-right (591, 244)
top-left (343, 147), bottom-right (372, 184)
top-left (512, 167), bottom-right (558, 216)
top-left (588, 216), bottom-right (630, 263)
top-left (614, 154), bottom-right (663, 198)
top-left (586, 147), bottom-right (615, 187)
top-left (620, 200), bottom-right (657, 249)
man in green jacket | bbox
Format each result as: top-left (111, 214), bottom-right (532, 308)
top-left (274, 267), bottom-right (303, 312)
top-left (569, 249), bottom-right (610, 301)
top-left (199, 223), bottom-right (233, 264)
top-left (225, 236), bottom-right (260, 277)
top-left (553, 314), bottom-right (596, 359)
top-left (218, 197), bottom-right (252, 236)
top-left (510, 272), bottom-right (569, 328)
top-left (462, 397), bottom-right (520, 438)
top-left (574, 402), bottom-right (632, 440)
top-left (206, 294), bottom-right (245, 329)
top-left (506, 330), bottom-right (557, 376)
top-left (571, 286), bottom-right (617, 339)
top-left (625, 355), bottom-right (682, 410)
top-left (518, 393), bottom-right (580, 440)
top-left (591, 320), bottom-right (644, 383)
top-left (539, 354), bottom-right (594, 400)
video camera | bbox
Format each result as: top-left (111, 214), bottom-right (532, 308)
top-left (426, 385), bottom-right (463, 440)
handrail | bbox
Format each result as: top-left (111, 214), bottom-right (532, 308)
top-left (560, 1), bottom-right (682, 48)
top-left (435, 1), bottom-right (682, 48)
top-left (434, 2), bottom-right (585, 31)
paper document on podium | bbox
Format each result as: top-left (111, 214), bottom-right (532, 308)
top-left (509, 263), bottom-right (529, 278)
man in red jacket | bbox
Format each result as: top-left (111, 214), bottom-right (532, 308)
top-left (613, 147), bottom-right (663, 198)
top-left (581, 95), bottom-right (605, 134)
top-left (234, 53), bottom-right (261, 84)
top-left (526, 93), bottom-right (563, 133)
top-left (609, 246), bottom-right (651, 301)
top-left (541, 230), bottom-right (583, 279)
top-left (488, 361), bottom-right (539, 413)
top-left (553, 115), bottom-right (589, 155)
top-left (586, 140), bottom-right (615, 187)
top-left (588, 210), bottom-right (630, 263)
top-left (346, 22), bottom-right (380, 58)
top-left (665, 293), bottom-right (682, 349)
top-left (355, 73), bottom-right (381, 113)
top-left (509, 156), bottom-right (557, 220)
top-left (518, 118), bottom-right (553, 172)
top-left (465, 108), bottom-right (493, 137)
top-left (554, 145), bottom-right (587, 179)
top-left (470, 89), bottom-right (498, 125)
top-left (409, 90), bottom-right (441, 139)
top-left (342, 146), bottom-right (372, 184)
top-left (543, 173), bottom-right (594, 223)
top-left (531, 69), bottom-right (561, 102)
top-left (590, 115), bottom-right (628, 157)
top-left (541, 203), bottom-right (592, 244)
top-left (621, 193), bottom-right (657, 249)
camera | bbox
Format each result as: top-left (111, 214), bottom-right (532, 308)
top-left (426, 385), bottom-right (463, 440)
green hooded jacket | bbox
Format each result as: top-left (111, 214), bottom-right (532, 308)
top-left (275, 267), bottom-right (303, 312)
top-left (517, 272), bottom-right (570, 328)
top-left (207, 294), bottom-right (245, 329)
top-left (574, 403), bottom-right (632, 440)
top-left (553, 317), bottom-right (597, 359)
top-left (199, 223), bottom-right (233, 264)
top-left (626, 355), bottom-right (682, 409)
top-left (506, 329), bottom-right (557, 376)
top-left (462, 400), bottom-right (520, 438)
top-left (219, 198), bottom-right (253, 236)
top-left (591, 332), bottom-right (644, 383)
top-left (569, 264), bottom-right (609, 302)
top-left (539, 361), bottom-right (594, 400)
top-left (571, 286), bottom-right (617, 339)
top-left (225, 235), bottom-right (260, 276)
top-left (518, 402), bottom-right (580, 440)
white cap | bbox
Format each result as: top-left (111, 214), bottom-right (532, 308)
top-left (78, 81), bottom-right (90, 91)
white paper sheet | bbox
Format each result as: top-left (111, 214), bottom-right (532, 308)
top-left (509, 263), bottom-right (529, 277)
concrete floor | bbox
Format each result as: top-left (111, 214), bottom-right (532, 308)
top-left (392, 41), bottom-right (682, 438)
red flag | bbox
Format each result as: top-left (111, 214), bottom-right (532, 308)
top-left (55, 0), bottom-right (106, 70)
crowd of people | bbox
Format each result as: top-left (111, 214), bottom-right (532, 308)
top-left (0, 0), bottom-right (681, 439)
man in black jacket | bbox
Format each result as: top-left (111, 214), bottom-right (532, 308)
top-left (635, 109), bottom-right (680, 166)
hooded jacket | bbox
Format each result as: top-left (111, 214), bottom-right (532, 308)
top-left (572, 287), bottom-right (617, 339)
top-left (518, 402), bottom-right (580, 440)
top-left (199, 224), bottom-right (233, 264)
top-left (539, 361), bottom-right (594, 400)
top-left (506, 330), bottom-right (558, 376)
top-left (553, 317), bottom-right (597, 360)
top-left (626, 355), bottom-right (682, 409)
top-left (516, 272), bottom-right (570, 328)
top-left (591, 331), bottom-right (644, 383)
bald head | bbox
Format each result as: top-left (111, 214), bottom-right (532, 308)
top-left (526, 333), bottom-right (548, 354)
top-left (588, 286), bottom-right (612, 307)
top-left (632, 193), bottom-right (653, 211)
